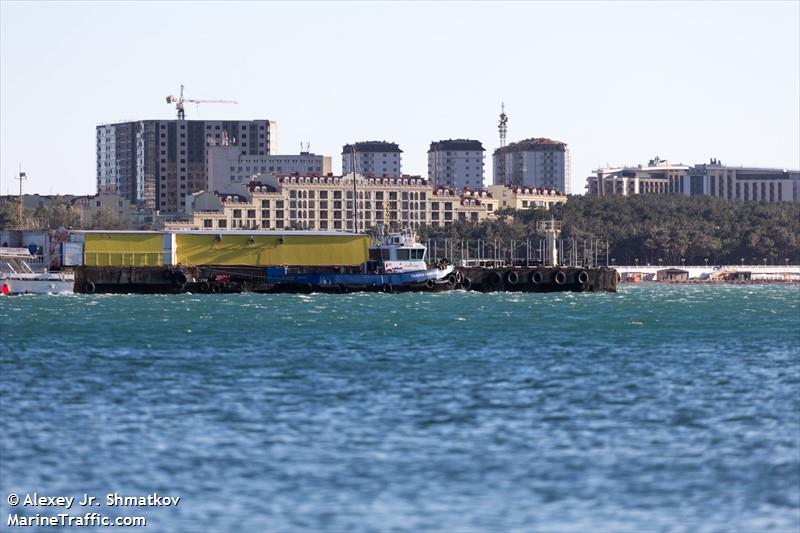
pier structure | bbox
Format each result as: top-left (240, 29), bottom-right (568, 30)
top-left (424, 231), bottom-right (617, 292)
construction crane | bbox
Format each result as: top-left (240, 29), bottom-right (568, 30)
top-left (165, 85), bottom-right (237, 120)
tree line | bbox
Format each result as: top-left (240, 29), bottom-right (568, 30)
top-left (419, 195), bottom-right (800, 266)
top-left (0, 201), bottom-right (131, 231)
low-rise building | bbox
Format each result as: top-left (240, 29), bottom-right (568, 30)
top-left (587, 157), bottom-right (799, 202)
top-left (487, 184), bottom-right (568, 210)
top-left (687, 160), bottom-right (799, 202)
top-left (586, 157), bottom-right (690, 197)
top-left (342, 141), bottom-right (402, 177)
top-left (207, 145), bottom-right (332, 192)
top-left (427, 139), bottom-right (485, 190)
top-left (70, 194), bottom-right (138, 225)
top-left (173, 174), bottom-right (499, 232)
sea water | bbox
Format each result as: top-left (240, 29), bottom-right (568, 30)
top-left (1, 285), bottom-right (798, 531)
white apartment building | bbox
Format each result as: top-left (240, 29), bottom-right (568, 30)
top-left (493, 138), bottom-right (571, 194)
top-left (207, 145), bottom-right (332, 192)
top-left (341, 141), bottom-right (402, 177)
top-left (427, 139), bottom-right (485, 190)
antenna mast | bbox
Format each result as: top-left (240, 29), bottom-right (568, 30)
top-left (15, 166), bottom-right (27, 229)
top-left (498, 102), bottom-right (508, 148)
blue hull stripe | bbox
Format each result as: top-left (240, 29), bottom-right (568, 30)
top-left (267, 268), bottom-right (451, 287)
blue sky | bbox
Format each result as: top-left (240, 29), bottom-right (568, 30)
top-left (1, 1), bottom-right (798, 195)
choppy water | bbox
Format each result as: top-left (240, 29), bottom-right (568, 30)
top-left (1, 285), bottom-right (799, 532)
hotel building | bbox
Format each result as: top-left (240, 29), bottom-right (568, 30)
top-left (172, 174), bottom-right (500, 232)
top-left (587, 157), bottom-right (799, 202)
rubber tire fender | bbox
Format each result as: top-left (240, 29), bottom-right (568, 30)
top-left (553, 270), bottom-right (567, 285)
top-left (530, 271), bottom-right (543, 285)
top-left (506, 270), bottom-right (519, 285)
top-left (461, 277), bottom-right (472, 291)
top-left (172, 271), bottom-right (188, 287)
top-left (577, 270), bottom-right (589, 285)
top-left (425, 279), bottom-right (435, 290)
top-left (488, 271), bottom-right (503, 286)
top-left (84, 281), bottom-right (96, 294)
top-left (381, 283), bottom-right (393, 293)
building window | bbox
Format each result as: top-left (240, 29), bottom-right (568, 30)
top-left (218, 220), bottom-right (227, 228)
top-left (247, 209), bottom-right (256, 218)
top-left (203, 219), bottom-right (213, 228)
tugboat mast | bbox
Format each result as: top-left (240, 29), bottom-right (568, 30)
top-left (15, 165), bottom-right (27, 229)
top-left (351, 145), bottom-right (358, 233)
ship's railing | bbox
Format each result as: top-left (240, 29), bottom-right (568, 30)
top-left (426, 238), bottom-right (612, 268)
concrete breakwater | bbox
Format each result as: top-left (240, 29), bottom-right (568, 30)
top-left (73, 265), bottom-right (618, 294)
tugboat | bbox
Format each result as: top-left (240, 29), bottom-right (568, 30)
top-left (266, 226), bottom-right (457, 293)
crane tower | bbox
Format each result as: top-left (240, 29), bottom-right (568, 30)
top-left (165, 85), bottom-right (237, 120)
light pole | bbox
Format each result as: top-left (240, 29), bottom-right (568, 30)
top-left (763, 257), bottom-right (767, 269)
top-left (704, 258), bottom-right (709, 268)
top-left (681, 258), bottom-right (685, 268)
top-left (635, 258), bottom-right (639, 269)
top-left (786, 258), bottom-right (790, 270)
top-left (611, 258), bottom-right (616, 268)
top-left (741, 258), bottom-right (744, 269)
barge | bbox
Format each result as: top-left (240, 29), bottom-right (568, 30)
top-left (62, 229), bottom-right (618, 294)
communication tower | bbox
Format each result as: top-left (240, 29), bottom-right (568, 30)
top-left (498, 102), bottom-right (508, 148)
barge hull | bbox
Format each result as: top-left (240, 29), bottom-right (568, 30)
top-left (74, 266), bottom-right (617, 293)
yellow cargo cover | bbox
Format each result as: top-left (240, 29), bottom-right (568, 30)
top-left (83, 233), bottom-right (165, 266)
top-left (176, 233), bottom-right (369, 267)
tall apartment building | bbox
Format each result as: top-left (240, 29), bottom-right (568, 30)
top-left (427, 139), bottom-right (485, 190)
top-left (341, 141), bottom-right (402, 177)
top-left (97, 119), bottom-right (277, 212)
top-left (586, 157), bottom-right (690, 196)
top-left (207, 145), bottom-right (331, 192)
top-left (493, 138), bottom-right (571, 194)
top-left (586, 157), bottom-right (799, 202)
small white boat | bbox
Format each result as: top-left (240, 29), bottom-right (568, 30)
top-left (0, 248), bottom-right (74, 295)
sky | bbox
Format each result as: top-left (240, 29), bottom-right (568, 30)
top-left (1, 1), bottom-right (798, 196)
